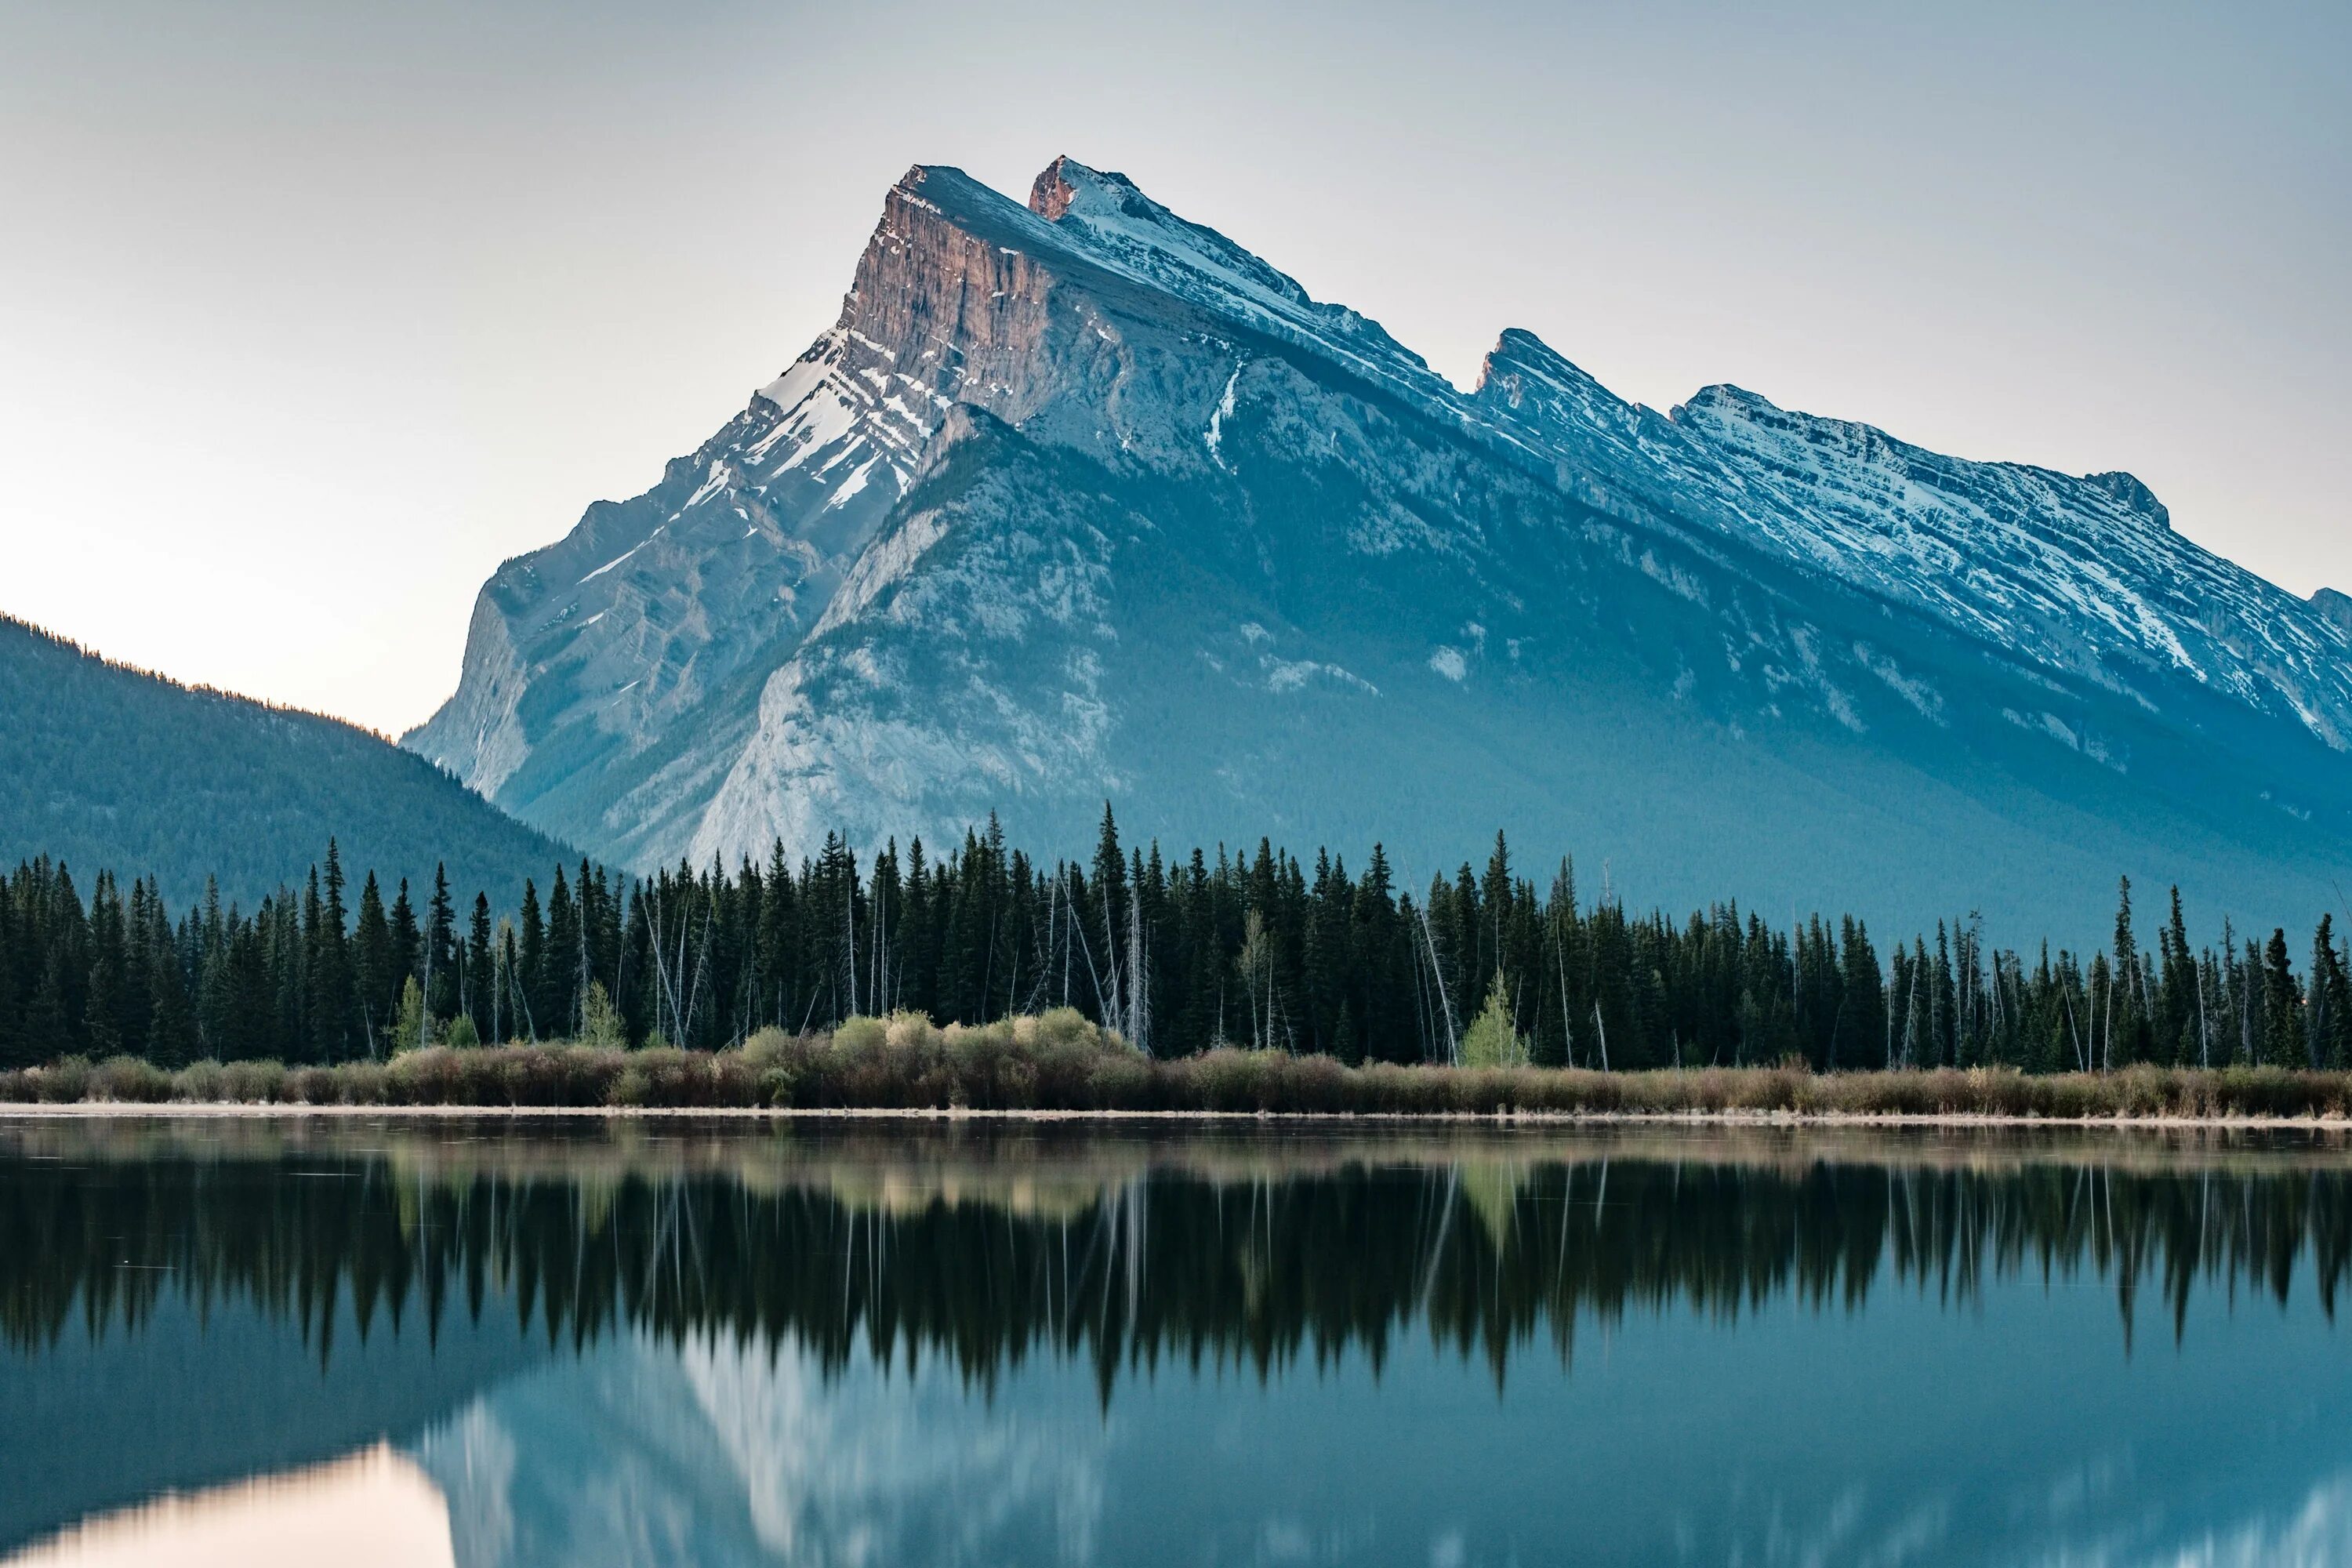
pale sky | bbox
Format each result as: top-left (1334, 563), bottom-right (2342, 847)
top-left (3, 0), bottom-right (2344, 736)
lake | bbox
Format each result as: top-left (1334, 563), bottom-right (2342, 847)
top-left (2, 1115), bottom-right (2349, 1566)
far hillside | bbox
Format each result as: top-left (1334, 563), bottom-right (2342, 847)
top-left (0, 615), bottom-right (577, 907)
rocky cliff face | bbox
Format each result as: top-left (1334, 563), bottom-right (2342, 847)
top-left (2313, 587), bottom-right (2352, 639)
top-left (406, 156), bottom-right (2352, 935)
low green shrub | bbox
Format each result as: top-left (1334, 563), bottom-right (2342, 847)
top-left (91, 1055), bottom-right (171, 1103)
top-left (36, 1056), bottom-right (92, 1103)
top-left (172, 1060), bottom-right (227, 1102)
top-left (220, 1059), bottom-right (287, 1103)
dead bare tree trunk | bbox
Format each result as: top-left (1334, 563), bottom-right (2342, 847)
top-left (1415, 902), bottom-right (1459, 1065)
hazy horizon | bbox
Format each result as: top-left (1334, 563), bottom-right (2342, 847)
top-left (5, 0), bottom-right (2346, 735)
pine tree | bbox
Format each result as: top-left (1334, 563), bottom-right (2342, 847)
top-left (424, 865), bottom-right (457, 1025)
top-left (1838, 917), bottom-right (1885, 1070)
top-left (2108, 877), bottom-right (2148, 1064)
top-left (2158, 887), bottom-right (2193, 1065)
top-left (1477, 832), bottom-right (1512, 1014)
top-left (353, 871), bottom-right (393, 1056)
top-left (305, 842), bottom-right (353, 1062)
top-left (2262, 928), bottom-right (2307, 1069)
top-left (83, 872), bottom-right (128, 1058)
top-left (143, 887), bottom-right (197, 1068)
top-left (389, 880), bottom-right (419, 996)
top-left (1090, 805), bottom-right (1128, 1031)
top-left (0, 873), bottom-right (21, 1070)
top-left (466, 894), bottom-right (494, 1039)
top-left (894, 839), bottom-right (928, 1022)
top-left (2309, 916), bottom-right (2351, 1069)
top-left (517, 880), bottom-right (546, 1041)
top-left (546, 866), bottom-right (579, 1036)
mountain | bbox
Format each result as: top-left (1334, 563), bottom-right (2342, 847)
top-left (2, 615), bottom-right (575, 906)
top-left (407, 156), bottom-right (2352, 938)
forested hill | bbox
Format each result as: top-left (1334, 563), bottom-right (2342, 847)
top-left (0, 615), bottom-right (573, 907)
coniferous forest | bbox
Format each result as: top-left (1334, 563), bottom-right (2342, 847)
top-left (4, 808), bottom-right (2349, 1078)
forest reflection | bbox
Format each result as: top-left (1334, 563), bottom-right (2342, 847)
top-left (5, 1119), bottom-right (2350, 1391)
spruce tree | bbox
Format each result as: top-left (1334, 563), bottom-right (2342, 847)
top-left (352, 872), bottom-right (392, 1055)
top-left (122, 877), bottom-right (155, 1059)
top-left (0, 873), bottom-right (20, 1069)
top-left (424, 865), bottom-right (457, 1025)
top-left (389, 880), bottom-right (419, 993)
top-left (1089, 806), bottom-right (1127, 1028)
top-left (894, 839), bottom-right (928, 1021)
top-left (466, 894), bottom-right (494, 1039)
top-left (2309, 916), bottom-right (2351, 1070)
top-left (144, 891), bottom-right (197, 1068)
top-left (1838, 917), bottom-right (1886, 1070)
top-left (83, 872), bottom-right (127, 1058)
top-left (1478, 832), bottom-right (1512, 1009)
top-left (2158, 887), bottom-right (2193, 1065)
top-left (546, 866), bottom-right (579, 1036)
top-left (305, 842), bottom-right (353, 1062)
top-left (2262, 929), bottom-right (2307, 1068)
top-left (517, 879), bottom-right (546, 1041)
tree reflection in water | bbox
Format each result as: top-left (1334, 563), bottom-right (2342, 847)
top-left (3, 1120), bottom-right (2347, 1389)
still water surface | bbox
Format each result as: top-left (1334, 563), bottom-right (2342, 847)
top-left (3, 1116), bottom-right (2350, 1566)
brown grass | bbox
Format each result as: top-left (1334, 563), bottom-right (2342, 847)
top-left (3, 1013), bottom-right (2349, 1121)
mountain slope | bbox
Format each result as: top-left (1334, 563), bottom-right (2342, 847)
top-left (408, 157), bottom-right (2352, 938)
top-left (2, 615), bottom-right (575, 906)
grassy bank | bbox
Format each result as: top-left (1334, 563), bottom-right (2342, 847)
top-left (5, 1010), bottom-right (2351, 1120)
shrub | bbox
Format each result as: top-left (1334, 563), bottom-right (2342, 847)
top-left (220, 1059), bottom-right (288, 1103)
top-left (172, 1060), bottom-right (227, 1102)
top-left (282, 1066), bottom-right (332, 1104)
top-left (91, 1055), bottom-right (172, 1103)
top-left (336, 1061), bottom-right (389, 1105)
top-left (9, 1021), bottom-right (2352, 1119)
top-left (35, 1057), bottom-right (93, 1103)
top-left (387, 1046), bottom-right (467, 1105)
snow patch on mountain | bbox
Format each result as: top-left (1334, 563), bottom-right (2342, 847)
top-left (1203, 361), bottom-right (1241, 466)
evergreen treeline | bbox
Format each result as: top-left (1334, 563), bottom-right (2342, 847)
top-left (3, 808), bottom-right (2350, 1073)
top-left (0, 612), bottom-right (572, 908)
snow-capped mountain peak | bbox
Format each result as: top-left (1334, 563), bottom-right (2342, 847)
top-left (1021, 154), bottom-right (1441, 405)
top-left (406, 153), bottom-right (2352, 935)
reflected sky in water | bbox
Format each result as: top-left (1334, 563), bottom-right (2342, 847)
top-left (4, 1117), bottom-right (2352, 1566)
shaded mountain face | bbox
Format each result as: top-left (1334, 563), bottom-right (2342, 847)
top-left (407, 156), bottom-right (2352, 937)
top-left (1, 615), bottom-right (573, 906)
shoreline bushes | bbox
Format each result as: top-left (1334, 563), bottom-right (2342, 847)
top-left (3, 1008), bottom-right (2350, 1120)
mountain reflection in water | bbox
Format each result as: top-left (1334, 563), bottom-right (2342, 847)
top-left (5, 1118), bottom-right (2352, 1566)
